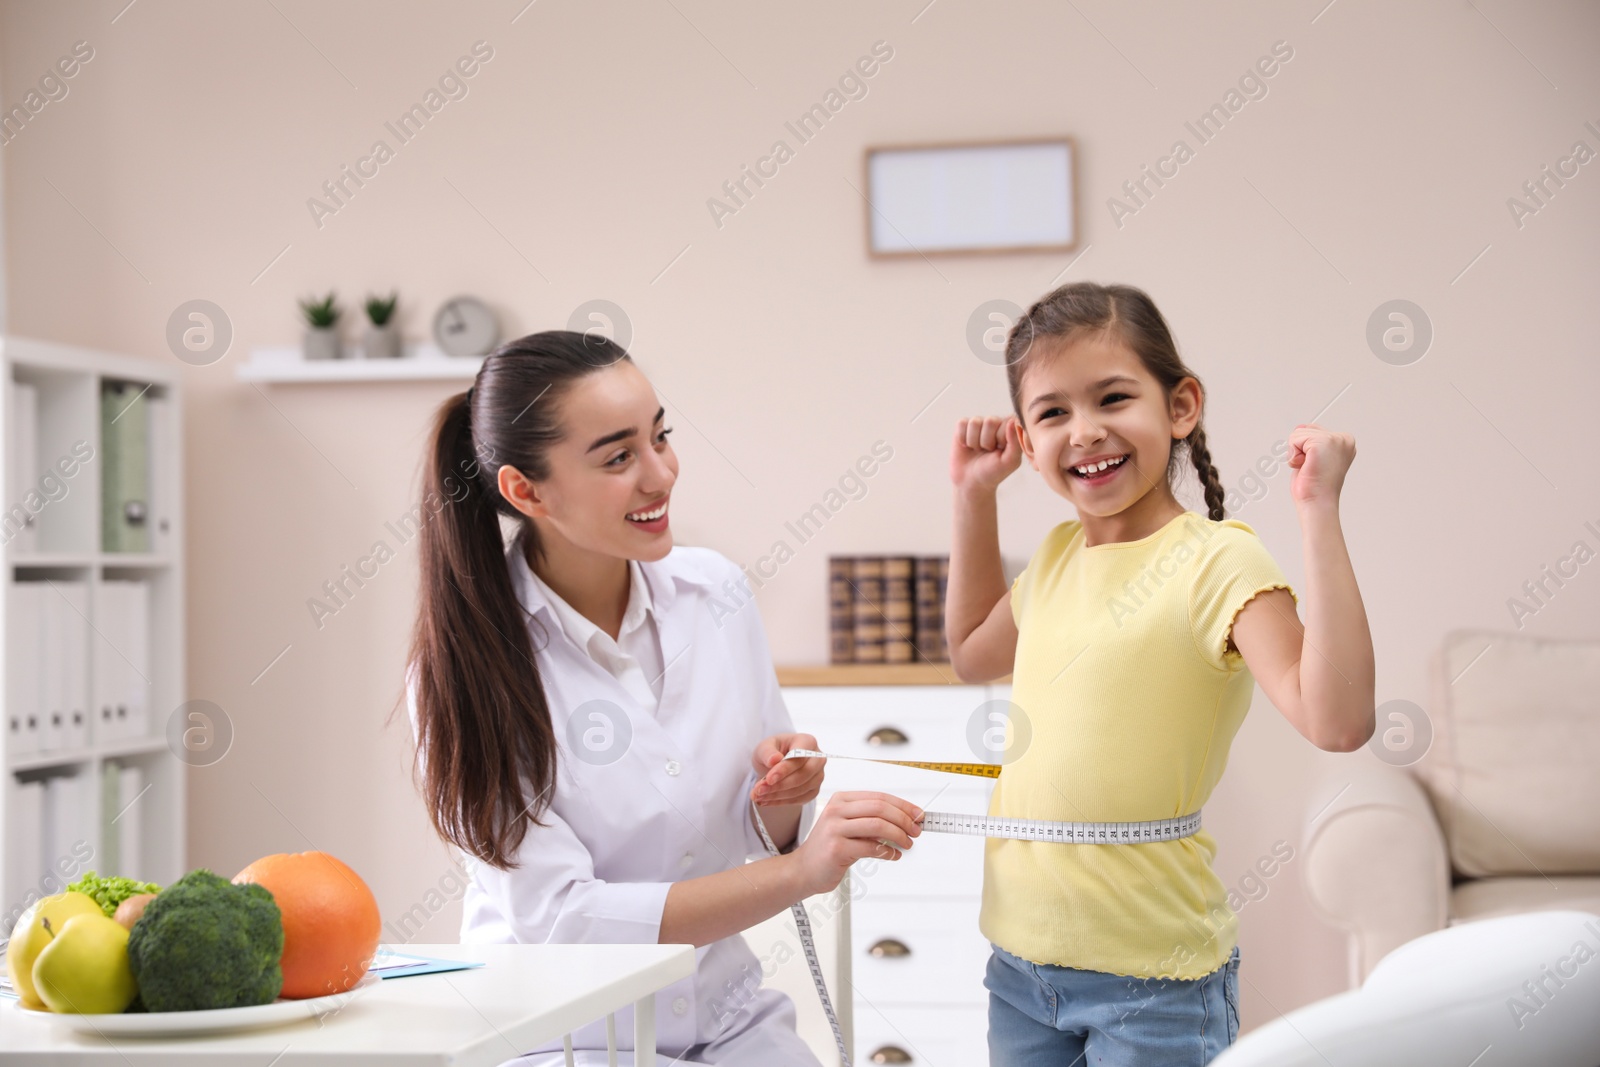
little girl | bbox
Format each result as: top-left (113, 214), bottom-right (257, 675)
top-left (946, 281), bottom-right (1374, 1066)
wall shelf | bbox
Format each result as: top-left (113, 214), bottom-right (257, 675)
top-left (8, 552), bottom-right (173, 568)
top-left (8, 735), bottom-right (170, 775)
top-left (8, 746), bottom-right (95, 774)
top-left (237, 344), bottom-right (484, 383)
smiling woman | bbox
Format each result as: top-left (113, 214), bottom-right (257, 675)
top-left (397, 330), bottom-right (920, 1066)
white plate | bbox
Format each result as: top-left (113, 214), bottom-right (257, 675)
top-left (16, 971), bottom-right (381, 1036)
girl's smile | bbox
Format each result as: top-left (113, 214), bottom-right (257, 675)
top-left (1067, 451), bottom-right (1132, 488)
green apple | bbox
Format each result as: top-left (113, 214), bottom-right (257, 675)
top-left (32, 911), bottom-right (138, 1014)
top-left (6, 891), bottom-right (103, 1010)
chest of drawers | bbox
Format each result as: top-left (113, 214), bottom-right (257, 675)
top-left (780, 677), bottom-right (1011, 1067)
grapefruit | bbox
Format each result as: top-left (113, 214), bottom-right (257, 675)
top-left (233, 851), bottom-right (380, 999)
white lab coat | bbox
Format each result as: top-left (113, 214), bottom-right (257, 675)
top-left (408, 533), bottom-right (820, 1067)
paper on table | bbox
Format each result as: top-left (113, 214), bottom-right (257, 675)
top-left (369, 949), bottom-right (485, 979)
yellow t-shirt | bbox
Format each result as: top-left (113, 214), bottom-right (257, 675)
top-left (979, 509), bottom-right (1298, 980)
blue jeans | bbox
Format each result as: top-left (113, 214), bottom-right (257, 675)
top-left (985, 942), bottom-right (1240, 1066)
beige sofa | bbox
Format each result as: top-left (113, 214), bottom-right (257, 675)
top-left (1304, 629), bottom-right (1600, 987)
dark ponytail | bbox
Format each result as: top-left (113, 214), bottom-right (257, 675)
top-left (1003, 281), bottom-right (1227, 521)
top-left (397, 330), bottom-right (632, 869)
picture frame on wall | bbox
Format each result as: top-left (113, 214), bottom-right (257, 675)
top-left (863, 137), bottom-right (1078, 258)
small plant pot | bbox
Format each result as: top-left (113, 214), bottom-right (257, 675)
top-left (304, 326), bottom-right (342, 361)
top-left (364, 323), bottom-right (401, 359)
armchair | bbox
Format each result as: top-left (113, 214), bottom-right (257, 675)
top-left (1304, 629), bottom-right (1600, 986)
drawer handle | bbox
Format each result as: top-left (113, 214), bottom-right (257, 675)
top-left (870, 1046), bottom-right (913, 1064)
top-left (867, 726), bottom-right (909, 746)
top-left (868, 938), bottom-right (911, 959)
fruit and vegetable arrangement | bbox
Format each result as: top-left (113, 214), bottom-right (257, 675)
top-left (5, 851), bottom-right (381, 1016)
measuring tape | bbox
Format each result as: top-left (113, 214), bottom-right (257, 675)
top-left (749, 748), bottom-right (1204, 1066)
top-left (751, 792), bottom-right (854, 1067)
top-left (782, 748), bottom-right (1204, 844)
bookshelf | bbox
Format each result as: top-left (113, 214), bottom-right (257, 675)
top-left (0, 337), bottom-right (186, 939)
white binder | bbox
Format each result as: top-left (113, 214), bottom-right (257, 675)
top-left (4, 588), bottom-right (22, 749)
top-left (66, 588), bottom-right (90, 751)
top-left (125, 580), bottom-right (150, 739)
top-left (7, 381), bottom-right (39, 554)
top-left (11, 778), bottom-right (45, 915)
top-left (91, 579), bottom-right (150, 748)
top-left (52, 581), bottom-right (89, 752)
top-left (23, 582), bottom-right (43, 754)
top-left (43, 774), bottom-right (83, 884)
top-left (7, 581), bottom-right (41, 756)
top-left (41, 589), bottom-right (62, 751)
top-left (117, 763), bottom-right (144, 882)
top-left (94, 580), bottom-right (123, 744)
top-left (93, 580), bottom-right (150, 743)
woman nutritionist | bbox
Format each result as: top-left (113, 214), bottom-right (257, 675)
top-left (403, 330), bottom-right (921, 1066)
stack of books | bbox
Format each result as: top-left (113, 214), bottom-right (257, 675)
top-left (829, 555), bottom-right (950, 664)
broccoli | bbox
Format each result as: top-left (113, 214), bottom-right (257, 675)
top-left (126, 868), bottom-right (284, 1011)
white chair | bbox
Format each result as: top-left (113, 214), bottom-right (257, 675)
top-left (1212, 909), bottom-right (1600, 1065)
top-left (742, 874), bottom-right (853, 1067)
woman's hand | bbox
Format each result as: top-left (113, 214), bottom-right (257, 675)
top-left (751, 733), bottom-right (824, 807)
top-left (952, 416), bottom-right (1024, 495)
top-left (790, 791), bottom-right (924, 896)
top-left (1288, 423), bottom-right (1355, 509)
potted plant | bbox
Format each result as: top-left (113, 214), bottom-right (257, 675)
top-left (363, 292), bottom-right (401, 359)
top-left (299, 292), bottom-right (342, 360)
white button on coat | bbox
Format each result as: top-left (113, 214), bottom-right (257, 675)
top-left (408, 530), bottom-right (818, 1065)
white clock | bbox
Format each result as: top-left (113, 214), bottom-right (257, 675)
top-left (432, 296), bottom-right (500, 357)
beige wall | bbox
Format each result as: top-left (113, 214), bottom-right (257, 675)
top-left (4, 0), bottom-right (1597, 1033)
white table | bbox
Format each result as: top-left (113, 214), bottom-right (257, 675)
top-left (0, 942), bottom-right (696, 1065)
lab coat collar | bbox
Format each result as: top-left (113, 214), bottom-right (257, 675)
top-left (506, 526), bottom-right (723, 628)
top-left (525, 556), bottom-right (653, 661)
